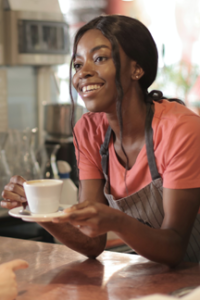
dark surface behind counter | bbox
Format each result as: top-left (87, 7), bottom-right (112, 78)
top-left (0, 207), bottom-right (54, 243)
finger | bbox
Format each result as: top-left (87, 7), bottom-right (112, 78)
top-left (52, 215), bottom-right (69, 223)
top-left (64, 200), bottom-right (91, 213)
top-left (69, 207), bottom-right (97, 221)
top-left (2, 259), bottom-right (29, 271)
top-left (53, 206), bottom-right (97, 223)
top-left (2, 183), bottom-right (27, 202)
top-left (52, 212), bottom-right (85, 224)
top-left (1, 189), bottom-right (27, 208)
top-left (1, 200), bottom-right (22, 209)
top-left (4, 181), bottom-right (27, 198)
top-left (69, 214), bottom-right (101, 227)
top-left (69, 219), bottom-right (92, 228)
top-left (10, 175), bottom-right (26, 185)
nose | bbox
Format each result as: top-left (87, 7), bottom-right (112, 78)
top-left (78, 61), bottom-right (95, 79)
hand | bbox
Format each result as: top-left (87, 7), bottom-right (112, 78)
top-left (52, 200), bottom-right (122, 238)
top-left (0, 259), bottom-right (28, 300)
top-left (1, 176), bottom-right (27, 210)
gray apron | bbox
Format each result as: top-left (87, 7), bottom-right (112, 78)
top-left (100, 102), bottom-right (200, 262)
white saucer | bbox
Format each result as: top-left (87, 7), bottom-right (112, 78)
top-left (8, 205), bottom-right (72, 222)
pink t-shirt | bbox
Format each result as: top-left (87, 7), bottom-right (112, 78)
top-left (74, 100), bottom-right (200, 199)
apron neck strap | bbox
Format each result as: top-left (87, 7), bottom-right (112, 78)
top-left (145, 102), bottom-right (160, 180)
top-left (99, 126), bottom-right (112, 176)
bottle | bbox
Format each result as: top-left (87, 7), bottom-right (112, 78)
top-left (57, 160), bottom-right (78, 205)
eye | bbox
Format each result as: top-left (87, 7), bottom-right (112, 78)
top-left (73, 63), bottom-right (81, 71)
top-left (95, 56), bottom-right (107, 63)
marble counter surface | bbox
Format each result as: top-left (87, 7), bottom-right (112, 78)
top-left (0, 236), bottom-right (200, 300)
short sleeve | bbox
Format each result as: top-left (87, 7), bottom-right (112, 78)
top-left (73, 114), bottom-right (105, 180)
top-left (163, 114), bottom-right (200, 189)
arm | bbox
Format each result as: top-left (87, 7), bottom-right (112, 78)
top-left (1, 176), bottom-right (107, 258)
top-left (113, 187), bottom-right (200, 267)
top-left (41, 178), bottom-right (108, 257)
top-left (54, 187), bottom-right (200, 267)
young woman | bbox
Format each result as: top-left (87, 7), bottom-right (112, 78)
top-left (2, 15), bottom-right (200, 267)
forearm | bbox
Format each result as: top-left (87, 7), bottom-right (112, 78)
top-left (113, 212), bottom-right (186, 267)
top-left (39, 221), bottom-right (107, 258)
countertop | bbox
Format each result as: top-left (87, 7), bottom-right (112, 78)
top-left (0, 236), bottom-right (200, 300)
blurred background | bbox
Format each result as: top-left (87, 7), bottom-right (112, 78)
top-left (0, 0), bottom-right (199, 248)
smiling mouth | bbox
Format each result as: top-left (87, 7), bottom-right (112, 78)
top-left (82, 84), bottom-right (103, 93)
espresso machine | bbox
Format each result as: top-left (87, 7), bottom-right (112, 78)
top-left (41, 102), bottom-right (84, 186)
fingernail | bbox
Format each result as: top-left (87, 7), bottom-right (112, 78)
top-left (10, 202), bottom-right (18, 206)
top-left (52, 218), bottom-right (59, 223)
top-left (16, 195), bottom-right (22, 201)
top-left (63, 210), bottom-right (71, 215)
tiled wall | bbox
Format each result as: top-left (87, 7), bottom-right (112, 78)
top-left (2, 66), bottom-right (37, 130)
top-left (0, 66), bottom-right (59, 131)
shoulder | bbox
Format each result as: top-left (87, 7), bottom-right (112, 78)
top-left (153, 99), bottom-right (200, 137)
top-left (153, 99), bottom-right (200, 172)
top-left (74, 112), bottom-right (109, 145)
top-left (154, 99), bottom-right (200, 121)
top-left (154, 100), bottom-right (200, 189)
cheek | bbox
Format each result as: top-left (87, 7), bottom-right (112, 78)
top-left (102, 69), bottom-right (116, 90)
top-left (72, 74), bottom-right (78, 90)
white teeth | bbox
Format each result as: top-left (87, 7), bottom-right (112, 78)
top-left (82, 84), bottom-right (101, 92)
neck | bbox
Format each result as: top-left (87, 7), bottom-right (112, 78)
top-left (106, 87), bottom-right (147, 145)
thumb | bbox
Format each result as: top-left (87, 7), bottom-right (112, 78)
top-left (2, 259), bottom-right (29, 271)
top-left (10, 176), bottom-right (27, 185)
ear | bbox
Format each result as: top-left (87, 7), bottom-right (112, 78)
top-left (131, 62), bottom-right (145, 80)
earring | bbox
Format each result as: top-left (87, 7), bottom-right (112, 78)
top-left (136, 75), bottom-right (139, 79)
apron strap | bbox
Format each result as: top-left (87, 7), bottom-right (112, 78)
top-left (145, 102), bottom-right (160, 180)
top-left (99, 126), bottom-right (112, 176)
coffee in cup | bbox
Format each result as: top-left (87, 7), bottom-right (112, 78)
top-left (23, 179), bottom-right (63, 214)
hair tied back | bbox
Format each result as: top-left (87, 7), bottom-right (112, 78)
top-left (149, 90), bottom-right (163, 101)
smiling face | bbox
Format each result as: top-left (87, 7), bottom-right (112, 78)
top-left (72, 29), bottom-right (134, 114)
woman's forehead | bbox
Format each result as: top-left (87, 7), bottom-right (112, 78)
top-left (76, 29), bottom-right (112, 53)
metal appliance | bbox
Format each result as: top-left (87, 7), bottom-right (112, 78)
top-left (44, 103), bottom-right (83, 136)
top-left (43, 103), bottom-right (85, 186)
top-left (1, 0), bottom-right (70, 65)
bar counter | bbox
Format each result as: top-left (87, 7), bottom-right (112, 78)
top-left (0, 236), bottom-right (200, 300)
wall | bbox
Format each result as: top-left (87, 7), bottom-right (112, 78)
top-left (6, 66), bottom-right (37, 130)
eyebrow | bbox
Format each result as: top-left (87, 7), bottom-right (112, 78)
top-left (75, 45), bottom-right (110, 58)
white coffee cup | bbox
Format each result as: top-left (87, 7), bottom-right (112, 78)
top-left (23, 179), bottom-right (63, 214)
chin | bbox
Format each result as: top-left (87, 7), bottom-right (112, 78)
top-left (84, 99), bottom-right (115, 114)
top-left (85, 103), bottom-right (104, 113)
